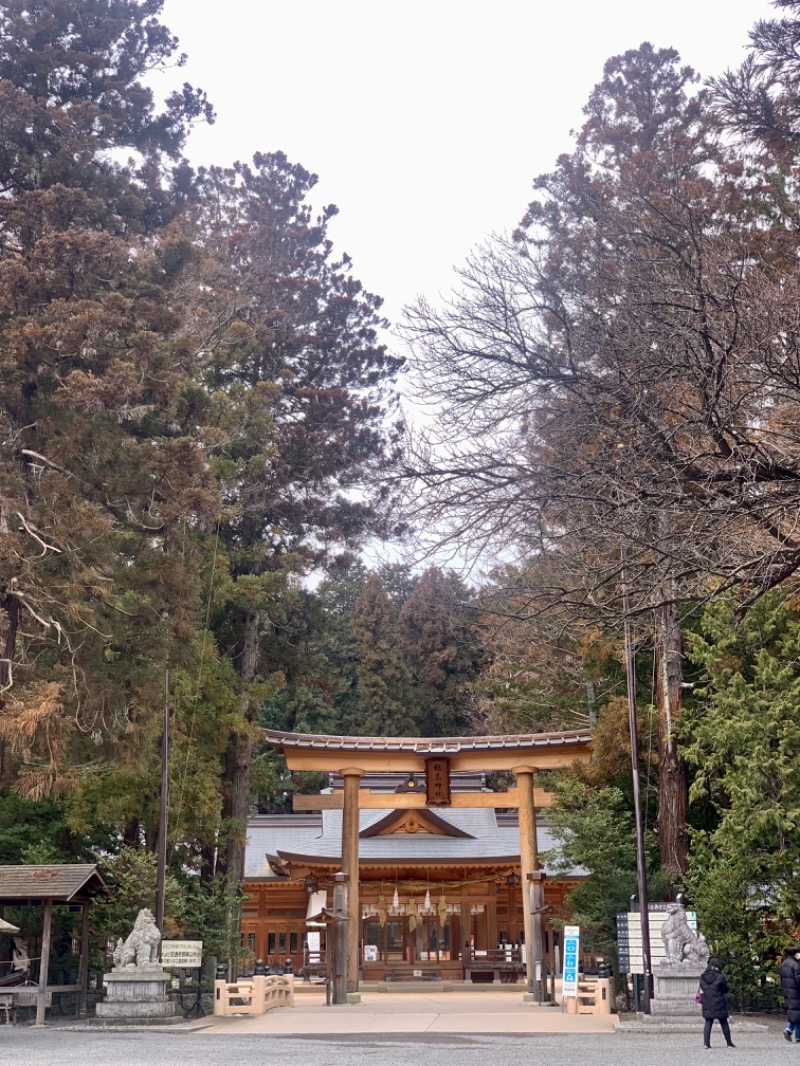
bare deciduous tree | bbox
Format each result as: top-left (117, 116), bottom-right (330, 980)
top-left (400, 42), bottom-right (800, 877)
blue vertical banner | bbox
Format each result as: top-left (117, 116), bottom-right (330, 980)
top-left (562, 924), bottom-right (580, 998)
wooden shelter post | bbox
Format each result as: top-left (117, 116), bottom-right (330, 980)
top-left (514, 766), bottom-right (538, 996)
top-left (78, 901), bottom-right (90, 1018)
top-left (35, 898), bottom-right (53, 1027)
top-left (341, 766), bottom-right (363, 992)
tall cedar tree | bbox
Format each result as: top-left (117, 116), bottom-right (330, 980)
top-left (0, 0), bottom-right (218, 828)
top-left (397, 567), bottom-right (484, 736)
top-left (296, 559), bottom-right (371, 736)
top-left (474, 557), bottom-right (622, 734)
top-left (350, 572), bottom-right (416, 736)
top-left (258, 561), bottom-right (422, 754)
top-left (197, 154), bottom-right (403, 890)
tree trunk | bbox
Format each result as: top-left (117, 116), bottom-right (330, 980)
top-left (218, 610), bottom-right (261, 970)
top-left (0, 593), bottom-right (21, 787)
top-left (219, 730), bottom-right (253, 886)
top-left (200, 842), bottom-right (216, 882)
top-left (654, 598), bottom-right (689, 879)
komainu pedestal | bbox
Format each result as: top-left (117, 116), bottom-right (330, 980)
top-left (96, 968), bottom-right (177, 1020)
top-left (651, 962), bottom-right (704, 1016)
top-left (96, 908), bottom-right (178, 1022)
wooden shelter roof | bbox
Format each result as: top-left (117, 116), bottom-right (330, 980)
top-left (0, 864), bottom-right (104, 903)
top-left (265, 728), bottom-right (592, 773)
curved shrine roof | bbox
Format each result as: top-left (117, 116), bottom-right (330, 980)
top-left (244, 807), bottom-right (587, 879)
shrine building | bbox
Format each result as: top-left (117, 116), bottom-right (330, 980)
top-left (242, 728), bottom-right (592, 987)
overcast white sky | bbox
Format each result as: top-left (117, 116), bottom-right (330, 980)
top-left (160, 0), bottom-right (775, 328)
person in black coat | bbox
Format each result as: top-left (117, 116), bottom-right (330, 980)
top-left (699, 956), bottom-right (734, 1049)
top-left (780, 945), bottom-right (800, 1041)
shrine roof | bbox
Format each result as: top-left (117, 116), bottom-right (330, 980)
top-left (0, 864), bottom-right (104, 902)
top-left (245, 819), bottom-right (325, 879)
top-left (322, 806), bottom-right (497, 836)
top-left (244, 808), bottom-right (586, 879)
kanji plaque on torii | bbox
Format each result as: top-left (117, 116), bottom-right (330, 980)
top-left (425, 756), bottom-right (451, 806)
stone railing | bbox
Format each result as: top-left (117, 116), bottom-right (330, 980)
top-left (213, 971), bottom-right (294, 1017)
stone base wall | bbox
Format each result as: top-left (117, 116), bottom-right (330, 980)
top-left (651, 962), bottom-right (704, 1016)
top-left (96, 969), bottom-right (177, 1020)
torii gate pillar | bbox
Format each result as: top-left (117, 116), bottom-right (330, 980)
top-left (513, 765), bottom-right (539, 996)
top-left (341, 767), bottom-right (364, 992)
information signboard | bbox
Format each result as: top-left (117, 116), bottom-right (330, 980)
top-left (562, 924), bottom-right (580, 998)
top-left (161, 940), bottom-right (203, 968)
top-left (616, 909), bottom-right (697, 974)
top-left (307, 931), bottom-right (321, 954)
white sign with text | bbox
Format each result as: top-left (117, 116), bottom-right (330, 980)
top-left (161, 940), bottom-right (203, 968)
top-left (562, 925), bottom-right (580, 998)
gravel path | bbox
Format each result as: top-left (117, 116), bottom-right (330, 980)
top-left (1, 1024), bottom-right (796, 1066)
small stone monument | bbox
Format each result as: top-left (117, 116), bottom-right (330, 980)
top-left (651, 902), bottom-right (709, 1015)
top-left (96, 908), bottom-right (178, 1022)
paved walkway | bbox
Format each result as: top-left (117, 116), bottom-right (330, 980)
top-left (201, 990), bottom-right (618, 1036)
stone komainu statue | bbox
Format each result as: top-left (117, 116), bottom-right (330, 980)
top-left (661, 903), bottom-right (709, 965)
top-left (113, 907), bottom-right (162, 968)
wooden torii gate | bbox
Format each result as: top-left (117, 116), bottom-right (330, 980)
top-left (264, 729), bottom-right (592, 997)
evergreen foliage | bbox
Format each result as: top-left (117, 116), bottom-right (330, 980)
top-left (398, 567), bottom-right (484, 736)
top-left (350, 572), bottom-right (415, 735)
top-left (544, 777), bottom-right (669, 964)
top-left (683, 592), bottom-right (800, 1005)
